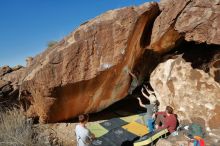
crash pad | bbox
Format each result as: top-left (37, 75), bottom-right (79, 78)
top-left (87, 122), bottom-right (108, 137)
top-left (122, 122), bottom-right (149, 136)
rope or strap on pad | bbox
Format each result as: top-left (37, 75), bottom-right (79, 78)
top-left (133, 129), bottom-right (169, 146)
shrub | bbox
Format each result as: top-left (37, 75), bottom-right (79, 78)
top-left (47, 41), bottom-right (58, 48)
top-left (0, 107), bottom-right (51, 146)
top-left (0, 108), bottom-right (33, 146)
top-left (0, 107), bottom-right (64, 146)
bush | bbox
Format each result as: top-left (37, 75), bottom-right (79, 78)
top-left (47, 41), bottom-right (58, 48)
top-left (0, 108), bottom-right (50, 146)
top-left (0, 108), bottom-right (33, 146)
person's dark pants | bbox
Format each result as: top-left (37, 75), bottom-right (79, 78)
top-left (146, 118), bottom-right (154, 133)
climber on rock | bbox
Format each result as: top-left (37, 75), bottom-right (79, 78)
top-left (137, 87), bottom-right (159, 133)
top-left (141, 84), bottom-right (158, 104)
top-left (128, 70), bottom-right (140, 95)
top-left (153, 106), bottom-right (177, 134)
top-left (75, 114), bottom-right (95, 146)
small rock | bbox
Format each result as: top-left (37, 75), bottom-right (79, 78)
top-left (0, 80), bottom-right (9, 89)
top-left (2, 84), bottom-right (13, 95)
top-left (11, 65), bottom-right (23, 71)
top-left (156, 139), bottom-right (173, 146)
top-left (26, 57), bottom-right (33, 67)
top-left (176, 140), bottom-right (193, 146)
top-left (0, 66), bottom-right (12, 77)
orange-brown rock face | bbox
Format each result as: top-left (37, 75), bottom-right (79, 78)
top-left (150, 56), bottom-right (220, 131)
top-left (21, 2), bottom-right (159, 122)
top-left (149, 0), bottom-right (220, 52)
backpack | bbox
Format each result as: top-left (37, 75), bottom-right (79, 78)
top-left (187, 123), bottom-right (205, 139)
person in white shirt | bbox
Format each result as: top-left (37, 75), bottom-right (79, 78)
top-left (75, 114), bottom-right (95, 146)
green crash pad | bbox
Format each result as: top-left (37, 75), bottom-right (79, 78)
top-left (87, 122), bottom-right (108, 137)
top-left (121, 115), bottom-right (140, 123)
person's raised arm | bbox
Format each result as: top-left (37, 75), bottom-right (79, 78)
top-left (143, 85), bottom-right (155, 95)
top-left (141, 87), bottom-right (149, 100)
top-left (137, 97), bottom-right (145, 108)
top-left (128, 70), bottom-right (137, 79)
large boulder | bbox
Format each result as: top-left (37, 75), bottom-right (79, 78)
top-left (2, 67), bottom-right (26, 89)
top-left (149, 0), bottom-right (220, 52)
top-left (0, 66), bottom-right (25, 104)
top-left (150, 56), bottom-right (220, 131)
top-left (21, 2), bottom-right (160, 122)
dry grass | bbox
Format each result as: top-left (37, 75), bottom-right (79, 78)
top-left (0, 107), bottom-right (48, 146)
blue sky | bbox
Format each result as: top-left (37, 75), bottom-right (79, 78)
top-left (0, 0), bottom-right (158, 67)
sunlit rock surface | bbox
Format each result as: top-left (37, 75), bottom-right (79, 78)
top-left (149, 0), bottom-right (220, 52)
top-left (150, 56), bottom-right (220, 131)
top-left (0, 66), bottom-right (25, 104)
top-left (20, 2), bottom-right (160, 122)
